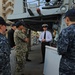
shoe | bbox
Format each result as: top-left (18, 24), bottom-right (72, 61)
top-left (39, 61), bottom-right (44, 64)
top-left (21, 74), bottom-right (25, 75)
top-left (26, 59), bottom-right (31, 62)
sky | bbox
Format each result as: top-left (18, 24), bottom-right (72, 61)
top-left (27, 0), bottom-right (45, 9)
top-left (27, 0), bottom-right (54, 9)
top-left (27, 0), bottom-right (44, 3)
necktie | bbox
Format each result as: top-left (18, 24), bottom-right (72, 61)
top-left (44, 31), bottom-right (46, 39)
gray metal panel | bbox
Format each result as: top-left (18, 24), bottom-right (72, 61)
top-left (13, 0), bottom-right (24, 14)
top-left (44, 46), bottom-right (61, 75)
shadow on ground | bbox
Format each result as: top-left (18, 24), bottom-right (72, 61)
top-left (25, 44), bottom-right (44, 75)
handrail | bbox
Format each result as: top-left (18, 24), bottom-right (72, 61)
top-left (46, 46), bottom-right (57, 51)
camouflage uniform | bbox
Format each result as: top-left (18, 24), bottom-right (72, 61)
top-left (14, 29), bottom-right (28, 75)
top-left (57, 24), bottom-right (75, 75)
top-left (0, 33), bottom-right (11, 75)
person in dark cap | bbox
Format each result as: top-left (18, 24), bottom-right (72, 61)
top-left (0, 16), bottom-right (11, 75)
top-left (14, 21), bottom-right (29, 75)
top-left (22, 27), bottom-right (31, 62)
top-left (39, 24), bottom-right (52, 64)
top-left (8, 23), bottom-right (16, 48)
top-left (57, 8), bottom-right (75, 75)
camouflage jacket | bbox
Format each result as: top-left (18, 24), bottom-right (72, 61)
top-left (57, 24), bottom-right (75, 60)
top-left (0, 33), bottom-right (11, 73)
top-left (14, 29), bottom-right (28, 53)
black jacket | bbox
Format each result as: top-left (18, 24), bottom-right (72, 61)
top-left (8, 29), bottom-right (15, 48)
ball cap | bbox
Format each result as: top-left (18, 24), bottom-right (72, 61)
top-left (12, 23), bottom-right (16, 27)
top-left (64, 9), bottom-right (75, 18)
top-left (15, 21), bottom-right (25, 27)
top-left (42, 24), bottom-right (48, 27)
top-left (0, 16), bottom-right (6, 25)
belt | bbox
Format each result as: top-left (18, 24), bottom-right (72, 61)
top-left (42, 42), bottom-right (50, 46)
top-left (42, 41), bottom-right (50, 43)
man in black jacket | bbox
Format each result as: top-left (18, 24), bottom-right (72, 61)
top-left (8, 24), bottom-right (16, 48)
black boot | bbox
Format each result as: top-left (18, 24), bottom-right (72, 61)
top-left (26, 59), bottom-right (31, 62)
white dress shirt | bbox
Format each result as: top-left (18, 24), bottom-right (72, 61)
top-left (39, 30), bottom-right (52, 42)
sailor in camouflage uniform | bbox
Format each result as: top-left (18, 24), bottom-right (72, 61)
top-left (14, 21), bottom-right (29, 75)
top-left (57, 9), bottom-right (75, 75)
top-left (22, 27), bottom-right (31, 62)
top-left (0, 17), bottom-right (11, 75)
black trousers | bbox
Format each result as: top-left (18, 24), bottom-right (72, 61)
top-left (41, 42), bottom-right (50, 62)
top-left (25, 50), bottom-right (29, 59)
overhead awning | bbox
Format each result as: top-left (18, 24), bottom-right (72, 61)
top-left (8, 14), bottom-right (61, 31)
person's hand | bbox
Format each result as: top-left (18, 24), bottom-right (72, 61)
top-left (13, 46), bottom-right (16, 48)
top-left (42, 39), bottom-right (46, 42)
top-left (25, 38), bottom-right (29, 43)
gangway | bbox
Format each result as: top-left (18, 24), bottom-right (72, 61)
top-left (7, 0), bottom-right (75, 75)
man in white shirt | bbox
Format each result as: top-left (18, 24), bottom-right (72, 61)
top-left (39, 24), bottom-right (52, 63)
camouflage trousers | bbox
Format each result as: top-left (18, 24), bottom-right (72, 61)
top-left (15, 50), bottom-right (26, 75)
top-left (59, 58), bottom-right (75, 75)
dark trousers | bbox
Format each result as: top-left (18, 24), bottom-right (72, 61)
top-left (25, 51), bottom-right (29, 59)
top-left (41, 42), bottom-right (50, 62)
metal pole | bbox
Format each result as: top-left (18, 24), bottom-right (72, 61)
top-left (37, 0), bottom-right (40, 7)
